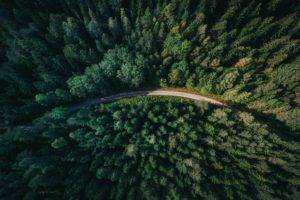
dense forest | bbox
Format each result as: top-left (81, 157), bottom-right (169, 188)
top-left (1, 98), bottom-right (299, 199)
top-left (0, 0), bottom-right (299, 199)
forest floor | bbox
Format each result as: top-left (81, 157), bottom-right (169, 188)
top-left (69, 89), bottom-right (226, 111)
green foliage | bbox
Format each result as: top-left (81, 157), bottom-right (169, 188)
top-left (0, 0), bottom-right (299, 199)
top-left (67, 46), bottom-right (149, 97)
top-left (2, 98), bottom-right (299, 199)
top-left (0, 0), bottom-right (299, 128)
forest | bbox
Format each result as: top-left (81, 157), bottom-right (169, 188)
top-left (0, 0), bottom-right (299, 199)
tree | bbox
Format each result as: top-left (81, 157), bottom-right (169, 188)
top-left (35, 92), bottom-right (57, 106)
top-left (163, 33), bottom-right (192, 60)
top-left (67, 75), bottom-right (90, 97)
top-left (117, 62), bottom-right (144, 87)
top-left (169, 60), bottom-right (189, 86)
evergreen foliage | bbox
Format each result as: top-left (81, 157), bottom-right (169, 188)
top-left (1, 98), bottom-right (299, 199)
top-left (0, 0), bottom-right (299, 129)
top-left (0, 0), bottom-right (299, 199)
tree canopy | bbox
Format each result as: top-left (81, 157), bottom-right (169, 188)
top-left (0, 0), bottom-right (299, 199)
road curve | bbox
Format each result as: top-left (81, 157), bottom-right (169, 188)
top-left (69, 89), bottom-right (225, 112)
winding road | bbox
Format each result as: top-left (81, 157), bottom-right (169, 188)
top-left (16, 89), bottom-right (225, 130)
top-left (69, 89), bottom-right (225, 112)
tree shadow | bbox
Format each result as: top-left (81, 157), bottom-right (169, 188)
top-left (231, 103), bottom-right (299, 142)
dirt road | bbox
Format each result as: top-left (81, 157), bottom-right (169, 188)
top-left (69, 89), bottom-right (225, 111)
